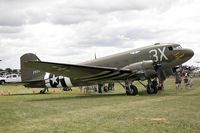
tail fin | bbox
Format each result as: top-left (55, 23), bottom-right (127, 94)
top-left (20, 53), bottom-right (45, 82)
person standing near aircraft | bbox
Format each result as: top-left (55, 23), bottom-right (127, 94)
top-left (98, 83), bottom-right (103, 93)
top-left (187, 75), bottom-right (193, 88)
top-left (108, 82), bottom-right (114, 91)
top-left (175, 71), bottom-right (182, 89)
top-left (184, 72), bottom-right (189, 88)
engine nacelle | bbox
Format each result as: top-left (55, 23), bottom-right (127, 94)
top-left (123, 60), bottom-right (156, 79)
top-left (44, 73), bottom-right (72, 88)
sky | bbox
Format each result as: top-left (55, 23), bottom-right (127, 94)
top-left (0, 0), bottom-right (200, 69)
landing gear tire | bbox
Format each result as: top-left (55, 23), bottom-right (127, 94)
top-left (126, 85), bottom-right (138, 96)
top-left (147, 83), bottom-right (158, 94)
top-left (147, 79), bottom-right (158, 94)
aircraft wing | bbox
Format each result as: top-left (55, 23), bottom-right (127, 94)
top-left (24, 61), bottom-right (133, 82)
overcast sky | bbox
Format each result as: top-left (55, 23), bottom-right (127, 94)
top-left (0, 0), bottom-right (199, 69)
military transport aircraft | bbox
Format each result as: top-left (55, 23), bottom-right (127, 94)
top-left (20, 43), bottom-right (194, 95)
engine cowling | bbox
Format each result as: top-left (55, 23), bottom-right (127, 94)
top-left (123, 60), bottom-right (157, 80)
top-left (44, 73), bottom-right (72, 88)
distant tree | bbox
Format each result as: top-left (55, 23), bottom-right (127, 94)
top-left (12, 69), bottom-right (18, 74)
top-left (5, 68), bottom-right (12, 74)
top-left (0, 68), bottom-right (4, 76)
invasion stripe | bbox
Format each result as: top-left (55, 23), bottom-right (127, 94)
top-left (82, 71), bottom-right (121, 81)
top-left (82, 71), bottom-right (131, 81)
top-left (60, 78), bottom-right (67, 87)
top-left (75, 71), bottom-right (112, 80)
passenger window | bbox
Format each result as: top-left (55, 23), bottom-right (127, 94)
top-left (13, 75), bottom-right (17, 78)
top-left (168, 46), bottom-right (173, 51)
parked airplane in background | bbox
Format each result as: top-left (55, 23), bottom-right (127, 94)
top-left (20, 43), bottom-right (194, 95)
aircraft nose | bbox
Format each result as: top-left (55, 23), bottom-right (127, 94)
top-left (173, 48), bottom-right (194, 65)
top-left (184, 48), bottom-right (194, 59)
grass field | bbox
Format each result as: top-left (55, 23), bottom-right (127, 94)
top-left (0, 78), bottom-right (200, 133)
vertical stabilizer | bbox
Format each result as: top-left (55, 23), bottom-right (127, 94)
top-left (20, 53), bottom-right (45, 82)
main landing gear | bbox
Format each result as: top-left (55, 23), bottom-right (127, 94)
top-left (146, 79), bottom-right (158, 94)
top-left (126, 84), bottom-right (138, 96)
top-left (118, 81), bottom-right (138, 96)
top-left (120, 78), bottom-right (159, 96)
top-left (138, 78), bottom-right (158, 95)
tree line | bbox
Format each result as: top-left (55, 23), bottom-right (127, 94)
top-left (0, 68), bottom-right (21, 74)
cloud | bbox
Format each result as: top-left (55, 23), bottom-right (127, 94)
top-left (67, 0), bottom-right (176, 12)
top-left (0, 26), bottom-right (22, 34)
top-left (0, 0), bottom-right (177, 26)
top-left (0, 0), bottom-right (200, 69)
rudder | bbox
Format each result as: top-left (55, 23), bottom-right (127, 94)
top-left (20, 53), bottom-right (45, 82)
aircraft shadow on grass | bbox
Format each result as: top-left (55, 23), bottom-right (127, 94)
top-left (25, 90), bottom-right (169, 102)
top-left (6, 89), bottom-right (197, 102)
top-left (27, 93), bottom-right (128, 102)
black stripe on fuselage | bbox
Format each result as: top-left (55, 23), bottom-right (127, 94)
top-left (60, 78), bottom-right (67, 87)
top-left (82, 71), bottom-right (131, 81)
top-left (82, 72), bottom-right (120, 81)
top-left (76, 71), bottom-right (112, 80)
top-left (78, 71), bottom-right (114, 81)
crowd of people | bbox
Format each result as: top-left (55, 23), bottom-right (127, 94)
top-left (175, 66), bottom-right (193, 90)
top-left (80, 82), bottom-right (115, 94)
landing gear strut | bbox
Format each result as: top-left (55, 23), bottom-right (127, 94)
top-left (147, 79), bottom-right (158, 94)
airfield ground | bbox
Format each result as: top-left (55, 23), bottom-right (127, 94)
top-left (0, 78), bottom-right (200, 133)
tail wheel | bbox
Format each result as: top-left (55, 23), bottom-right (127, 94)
top-left (39, 90), bottom-right (45, 94)
top-left (39, 87), bottom-right (48, 94)
top-left (126, 85), bottom-right (138, 96)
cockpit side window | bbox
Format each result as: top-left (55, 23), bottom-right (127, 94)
top-left (168, 46), bottom-right (173, 51)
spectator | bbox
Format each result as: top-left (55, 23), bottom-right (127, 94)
top-left (175, 72), bottom-right (182, 89)
top-left (103, 85), bottom-right (108, 92)
top-left (185, 73), bottom-right (193, 88)
top-left (184, 72), bottom-right (189, 88)
top-left (93, 85), bottom-right (98, 93)
top-left (111, 82), bottom-right (115, 91)
top-left (108, 82), bottom-right (114, 91)
top-left (188, 75), bottom-right (193, 88)
top-left (98, 83), bottom-right (103, 93)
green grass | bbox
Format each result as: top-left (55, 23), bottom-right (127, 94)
top-left (0, 78), bottom-right (200, 133)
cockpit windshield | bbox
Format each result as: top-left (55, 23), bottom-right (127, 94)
top-left (168, 44), bottom-right (182, 51)
top-left (173, 45), bottom-right (182, 50)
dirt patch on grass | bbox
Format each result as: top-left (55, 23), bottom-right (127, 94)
top-left (150, 118), bottom-right (168, 123)
top-left (135, 117), bottom-right (169, 124)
